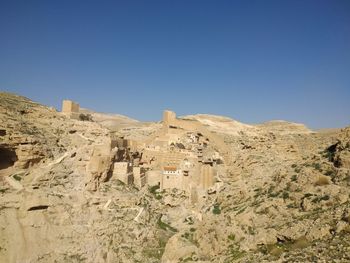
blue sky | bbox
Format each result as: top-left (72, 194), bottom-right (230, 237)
top-left (0, 0), bottom-right (349, 129)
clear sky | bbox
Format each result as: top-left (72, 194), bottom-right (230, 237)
top-left (0, 0), bottom-right (349, 129)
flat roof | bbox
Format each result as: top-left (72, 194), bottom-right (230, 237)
top-left (163, 166), bottom-right (178, 171)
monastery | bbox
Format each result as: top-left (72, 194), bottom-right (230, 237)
top-left (62, 100), bottom-right (225, 201)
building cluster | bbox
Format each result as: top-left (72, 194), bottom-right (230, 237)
top-left (110, 110), bottom-right (224, 200)
top-left (62, 101), bottom-right (224, 199)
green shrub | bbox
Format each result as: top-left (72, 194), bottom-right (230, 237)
top-left (149, 185), bottom-right (159, 194)
top-left (157, 217), bottom-right (177, 232)
top-left (282, 191), bottom-right (289, 200)
top-left (213, 204), bottom-right (221, 215)
top-left (79, 113), bottom-right (93, 121)
top-left (312, 195), bottom-right (330, 203)
top-left (12, 174), bottom-right (22, 181)
top-left (312, 163), bottom-right (322, 171)
top-left (228, 234), bottom-right (235, 241)
top-left (304, 193), bottom-right (313, 198)
top-left (325, 170), bottom-right (335, 177)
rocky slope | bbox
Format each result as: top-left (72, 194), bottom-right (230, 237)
top-left (79, 108), bottom-right (140, 131)
top-left (0, 92), bottom-right (349, 263)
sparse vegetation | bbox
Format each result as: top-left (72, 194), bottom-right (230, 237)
top-left (157, 216), bottom-right (178, 232)
top-left (325, 169), bottom-right (335, 177)
top-left (226, 244), bottom-right (246, 262)
top-left (182, 231), bottom-right (199, 246)
top-left (312, 162), bottom-right (322, 172)
top-left (282, 191), bottom-right (289, 200)
top-left (259, 236), bottom-right (310, 258)
top-left (213, 204), bottom-right (221, 215)
top-left (78, 113), bottom-right (93, 121)
top-left (228, 234), bottom-right (235, 241)
top-left (12, 174), bottom-right (22, 181)
top-left (149, 185), bottom-right (163, 199)
top-left (312, 195), bottom-right (330, 203)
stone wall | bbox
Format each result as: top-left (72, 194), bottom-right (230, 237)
top-left (161, 171), bottom-right (183, 191)
top-left (200, 165), bottom-right (215, 190)
top-left (146, 170), bottom-right (162, 186)
top-left (133, 166), bottom-right (146, 189)
top-left (113, 162), bottom-right (133, 184)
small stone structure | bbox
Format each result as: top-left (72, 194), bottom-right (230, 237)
top-left (61, 100), bottom-right (80, 119)
top-left (163, 110), bottom-right (176, 132)
top-left (113, 162), bottom-right (133, 185)
top-left (161, 165), bottom-right (182, 190)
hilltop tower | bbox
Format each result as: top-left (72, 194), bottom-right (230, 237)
top-left (163, 110), bottom-right (176, 133)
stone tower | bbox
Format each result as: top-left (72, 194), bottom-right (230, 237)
top-left (163, 110), bottom-right (176, 132)
top-left (61, 100), bottom-right (80, 119)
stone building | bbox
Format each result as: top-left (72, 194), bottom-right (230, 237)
top-left (146, 170), bottom-right (162, 186)
top-left (133, 166), bottom-right (146, 189)
top-left (61, 100), bottom-right (80, 119)
top-left (113, 162), bottom-right (133, 185)
top-left (163, 110), bottom-right (176, 132)
top-left (161, 165), bottom-right (182, 190)
top-left (199, 164), bottom-right (215, 190)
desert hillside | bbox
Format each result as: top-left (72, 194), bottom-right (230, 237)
top-left (0, 92), bottom-right (350, 263)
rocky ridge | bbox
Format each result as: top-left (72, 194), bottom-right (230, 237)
top-left (0, 92), bottom-right (349, 263)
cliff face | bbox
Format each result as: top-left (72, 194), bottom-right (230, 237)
top-left (0, 92), bottom-right (349, 263)
top-left (0, 93), bottom-right (116, 262)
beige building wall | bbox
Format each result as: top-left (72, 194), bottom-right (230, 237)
top-left (190, 185), bottom-right (199, 204)
top-left (161, 171), bottom-right (183, 190)
top-left (146, 170), bottom-right (162, 186)
top-left (163, 110), bottom-right (176, 132)
top-left (200, 165), bottom-right (215, 189)
top-left (62, 100), bottom-right (80, 113)
top-left (133, 166), bottom-right (146, 188)
top-left (116, 173), bottom-right (133, 185)
top-left (113, 162), bottom-right (133, 184)
top-left (163, 110), bottom-right (176, 125)
top-left (181, 172), bottom-right (191, 192)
